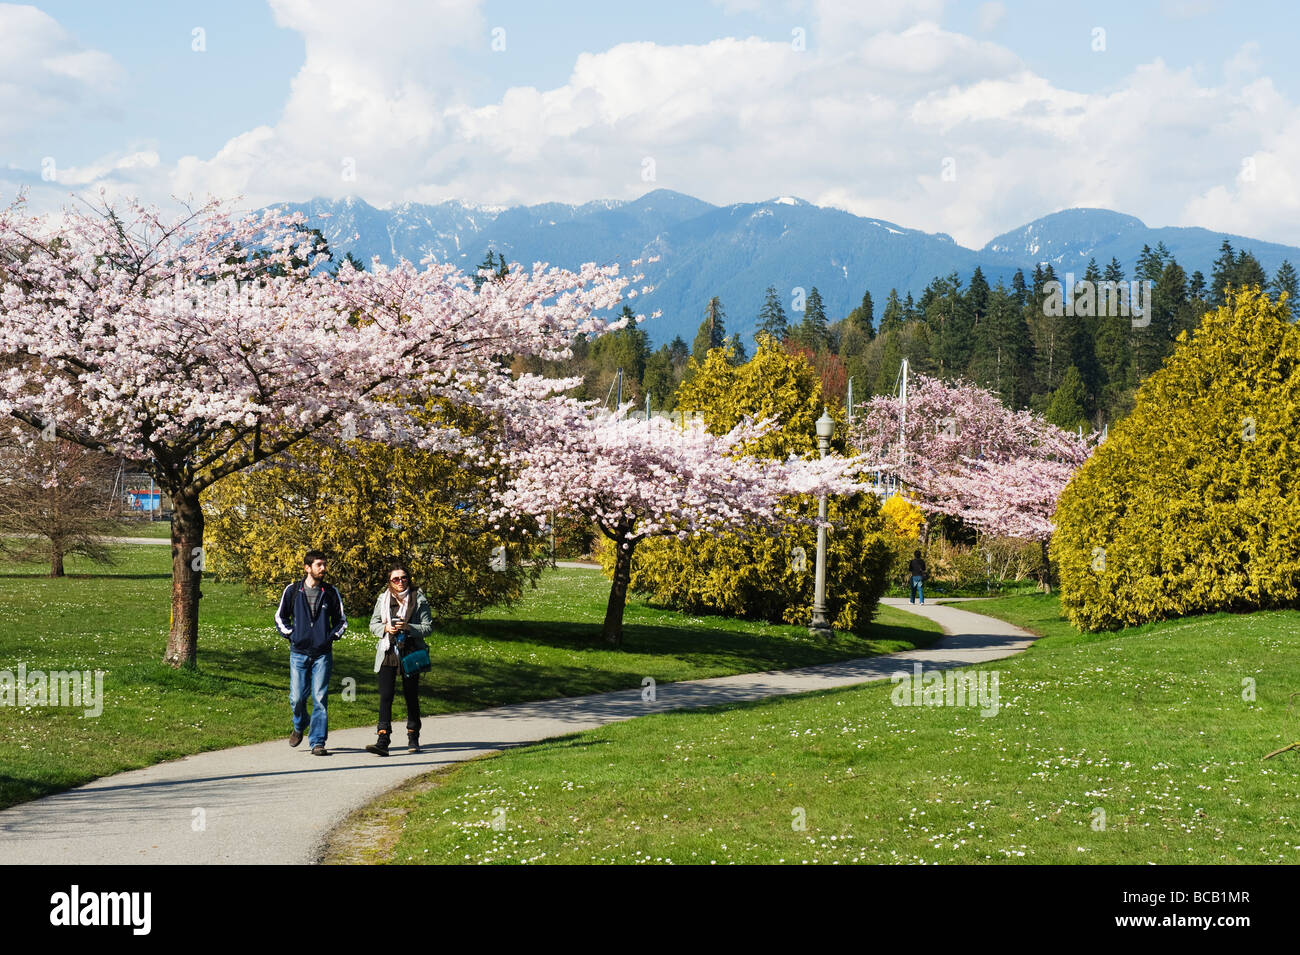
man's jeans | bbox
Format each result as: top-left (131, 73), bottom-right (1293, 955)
top-left (910, 575), bottom-right (925, 604)
top-left (289, 651), bottom-right (332, 747)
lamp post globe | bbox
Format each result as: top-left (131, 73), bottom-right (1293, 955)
top-left (815, 410), bottom-right (835, 443)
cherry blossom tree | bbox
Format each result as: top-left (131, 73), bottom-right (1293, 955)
top-left (851, 373), bottom-right (1094, 588)
top-left (0, 427), bottom-right (119, 576)
top-left (496, 401), bottom-right (868, 644)
top-left (0, 194), bottom-right (643, 666)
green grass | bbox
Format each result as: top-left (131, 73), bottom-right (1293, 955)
top-left (109, 520), bottom-right (173, 539)
top-left (0, 544), bottom-right (941, 810)
top-left (363, 593), bottom-right (1300, 864)
top-left (883, 579), bottom-right (1044, 599)
top-left (962, 591), bottom-right (1084, 643)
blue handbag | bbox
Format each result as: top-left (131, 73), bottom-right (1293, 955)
top-left (399, 645), bottom-right (431, 676)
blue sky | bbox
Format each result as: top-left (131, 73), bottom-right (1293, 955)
top-left (6, 1), bottom-right (1300, 246)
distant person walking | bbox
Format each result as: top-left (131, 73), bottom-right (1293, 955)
top-left (366, 560), bottom-right (433, 756)
top-left (275, 549), bottom-right (347, 756)
top-left (908, 550), bottom-right (927, 605)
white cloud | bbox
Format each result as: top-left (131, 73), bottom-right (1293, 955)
top-left (976, 2), bottom-right (1006, 33)
top-left (11, 0), bottom-right (1300, 251)
top-left (0, 4), bottom-right (122, 149)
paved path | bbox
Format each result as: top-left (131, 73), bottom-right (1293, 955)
top-left (0, 598), bottom-right (1035, 865)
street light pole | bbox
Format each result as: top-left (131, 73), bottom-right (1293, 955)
top-left (809, 409), bottom-right (835, 637)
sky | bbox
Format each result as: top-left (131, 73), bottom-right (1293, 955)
top-left (4, 0), bottom-right (1300, 248)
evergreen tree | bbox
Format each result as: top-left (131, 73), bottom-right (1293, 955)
top-left (927, 273), bottom-right (970, 377)
top-left (727, 334), bottom-right (748, 364)
top-left (756, 285), bottom-right (789, 340)
top-left (966, 266), bottom-right (990, 325)
top-left (589, 305), bottom-right (651, 392)
top-left (1233, 249), bottom-right (1268, 294)
top-left (1135, 244), bottom-right (1165, 286)
top-left (1094, 257), bottom-right (1131, 419)
top-left (970, 282), bottom-right (1031, 407)
top-left (1272, 260), bottom-right (1299, 320)
top-left (1068, 258), bottom-right (1102, 416)
top-left (846, 289), bottom-right (875, 337)
top-left (333, 251), bottom-right (367, 276)
top-left (873, 330), bottom-right (905, 396)
top-left (1011, 269), bottom-right (1028, 311)
top-left (668, 335), bottom-right (690, 369)
top-left (903, 292), bottom-right (918, 323)
top-left (1211, 238), bottom-right (1236, 307)
top-left (472, 248), bottom-right (507, 290)
top-left (1028, 264), bottom-right (1067, 395)
top-left (900, 321), bottom-right (935, 377)
top-left (1045, 365), bottom-right (1088, 431)
top-left (1031, 263), bottom-right (1048, 299)
top-left (692, 296), bottom-right (727, 361)
top-left (643, 346), bottom-right (676, 411)
top-left (1133, 258), bottom-right (1189, 379)
top-left (837, 317), bottom-right (874, 397)
top-left (795, 286), bottom-right (831, 351)
top-left (878, 289), bottom-right (905, 336)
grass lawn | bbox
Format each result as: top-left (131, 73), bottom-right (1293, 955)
top-left (348, 592), bottom-right (1300, 864)
top-left (109, 520), bottom-right (173, 539)
top-left (0, 544), bottom-right (941, 810)
top-left (962, 591), bottom-right (1085, 643)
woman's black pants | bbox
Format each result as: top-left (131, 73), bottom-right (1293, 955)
top-left (377, 664), bottom-right (421, 734)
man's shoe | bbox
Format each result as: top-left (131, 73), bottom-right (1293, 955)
top-left (407, 732), bottom-right (421, 753)
top-left (365, 730), bottom-right (391, 756)
top-left (289, 728), bottom-right (303, 747)
top-left (311, 744), bottom-right (328, 756)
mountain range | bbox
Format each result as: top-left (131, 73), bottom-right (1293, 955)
top-left (274, 191), bottom-right (1300, 346)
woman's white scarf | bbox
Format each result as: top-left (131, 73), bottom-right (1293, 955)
top-left (378, 586), bottom-right (411, 654)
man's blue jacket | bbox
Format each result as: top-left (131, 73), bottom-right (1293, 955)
top-left (275, 580), bottom-right (347, 656)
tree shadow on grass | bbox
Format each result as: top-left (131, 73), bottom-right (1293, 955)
top-left (113, 653), bottom-right (291, 698)
top-left (444, 616), bottom-right (937, 667)
top-left (0, 572), bottom-right (171, 580)
top-left (0, 776), bottom-right (72, 810)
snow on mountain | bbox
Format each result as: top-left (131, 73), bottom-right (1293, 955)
top-left (271, 193), bottom-right (1300, 346)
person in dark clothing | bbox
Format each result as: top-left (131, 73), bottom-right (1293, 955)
top-left (366, 560), bottom-right (433, 756)
top-left (908, 550), bottom-right (927, 605)
top-left (275, 549), bottom-right (347, 755)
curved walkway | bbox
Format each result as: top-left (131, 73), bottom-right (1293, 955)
top-left (0, 598), bottom-right (1035, 865)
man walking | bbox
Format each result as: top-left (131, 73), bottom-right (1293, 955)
top-left (908, 550), bottom-right (927, 605)
top-left (275, 550), bottom-right (347, 755)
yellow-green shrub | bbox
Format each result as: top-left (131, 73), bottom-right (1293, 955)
top-left (612, 494), bottom-right (893, 632)
top-left (881, 493), bottom-right (925, 541)
top-left (1052, 287), bottom-right (1300, 630)
top-left (205, 404), bottom-right (546, 616)
top-left (619, 335), bottom-right (892, 632)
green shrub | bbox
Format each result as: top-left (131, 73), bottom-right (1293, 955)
top-left (924, 537), bottom-right (991, 592)
top-left (1052, 287), bottom-right (1300, 630)
top-left (205, 403), bottom-right (547, 616)
top-left (614, 336), bottom-right (891, 632)
top-left (615, 493), bottom-right (893, 632)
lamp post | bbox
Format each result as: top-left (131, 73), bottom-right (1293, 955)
top-left (809, 409), bottom-right (835, 637)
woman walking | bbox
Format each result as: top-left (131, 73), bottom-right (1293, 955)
top-left (366, 560), bottom-right (433, 755)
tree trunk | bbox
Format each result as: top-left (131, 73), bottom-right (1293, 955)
top-left (1039, 537), bottom-right (1053, 594)
top-left (50, 544), bottom-right (64, 578)
top-left (163, 489), bottom-right (204, 668)
top-left (602, 538), bottom-right (636, 646)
